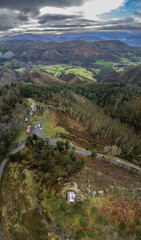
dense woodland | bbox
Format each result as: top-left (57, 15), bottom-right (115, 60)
top-left (0, 84), bottom-right (25, 159)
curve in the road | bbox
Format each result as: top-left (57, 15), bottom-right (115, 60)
top-left (0, 108), bottom-right (141, 240)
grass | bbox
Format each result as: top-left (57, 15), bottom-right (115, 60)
top-left (0, 162), bottom-right (52, 240)
top-left (10, 124), bottom-right (27, 150)
top-left (94, 60), bottom-right (114, 67)
top-left (64, 67), bottom-right (96, 81)
top-left (33, 64), bottom-right (73, 77)
top-left (43, 110), bottom-right (68, 139)
top-left (15, 67), bottom-right (26, 72)
top-left (32, 64), bottom-right (96, 81)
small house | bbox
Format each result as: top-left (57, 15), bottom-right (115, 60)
top-left (66, 190), bottom-right (76, 203)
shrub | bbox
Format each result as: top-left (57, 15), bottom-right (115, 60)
top-left (0, 145), bottom-right (5, 158)
top-left (65, 140), bottom-right (70, 150)
top-left (83, 199), bottom-right (90, 207)
top-left (79, 217), bottom-right (88, 228)
top-left (30, 163), bottom-right (38, 169)
top-left (121, 152), bottom-right (133, 161)
top-left (118, 222), bottom-right (128, 232)
top-left (25, 136), bottom-right (33, 147)
top-left (96, 214), bottom-right (106, 224)
top-left (69, 151), bottom-right (76, 161)
top-left (76, 158), bottom-right (85, 170)
top-left (91, 206), bottom-right (98, 216)
top-left (9, 152), bottom-right (22, 162)
top-left (91, 149), bottom-right (97, 158)
top-left (74, 231), bottom-right (84, 240)
top-left (56, 141), bottom-right (64, 152)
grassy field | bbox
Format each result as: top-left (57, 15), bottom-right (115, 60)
top-left (94, 60), bottom-right (114, 67)
top-left (64, 67), bottom-right (96, 81)
top-left (43, 109), bottom-right (68, 139)
top-left (11, 124), bottom-right (27, 149)
top-left (32, 64), bottom-right (96, 81)
top-left (0, 162), bottom-right (55, 240)
top-left (15, 67), bottom-right (26, 72)
top-left (32, 64), bottom-right (72, 77)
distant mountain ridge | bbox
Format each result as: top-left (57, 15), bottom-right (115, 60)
top-left (0, 40), bottom-right (140, 67)
top-left (1, 32), bottom-right (141, 47)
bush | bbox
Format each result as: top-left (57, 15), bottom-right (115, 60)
top-left (91, 149), bottom-right (97, 158)
top-left (25, 136), bottom-right (33, 147)
top-left (91, 206), bottom-right (98, 216)
top-left (9, 152), bottom-right (22, 162)
top-left (36, 138), bottom-right (45, 150)
top-left (79, 217), bottom-right (88, 228)
top-left (83, 199), bottom-right (90, 207)
top-left (96, 214), bottom-right (106, 224)
top-left (74, 231), bottom-right (84, 240)
top-left (69, 151), bottom-right (76, 162)
top-left (40, 160), bottom-right (49, 171)
top-left (76, 158), bottom-right (85, 170)
top-left (32, 134), bottom-right (38, 141)
top-left (65, 140), bottom-right (70, 150)
top-left (30, 163), bottom-right (38, 169)
top-left (0, 145), bottom-right (6, 158)
top-left (121, 152), bottom-right (133, 162)
top-left (118, 222), bottom-right (128, 232)
top-left (56, 141), bottom-right (64, 152)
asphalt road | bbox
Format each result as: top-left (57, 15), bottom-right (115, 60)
top-left (0, 108), bottom-right (141, 240)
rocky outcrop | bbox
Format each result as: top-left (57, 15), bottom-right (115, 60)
top-left (43, 49), bottom-right (62, 57)
top-left (0, 51), bottom-right (15, 59)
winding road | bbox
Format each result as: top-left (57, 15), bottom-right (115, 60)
top-left (0, 108), bottom-right (141, 239)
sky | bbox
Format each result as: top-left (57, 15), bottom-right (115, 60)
top-left (0, 0), bottom-right (141, 36)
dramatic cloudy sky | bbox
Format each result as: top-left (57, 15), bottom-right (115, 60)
top-left (0, 0), bottom-right (141, 36)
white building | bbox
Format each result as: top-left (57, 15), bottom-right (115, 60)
top-left (66, 190), bottom-right (76, 203)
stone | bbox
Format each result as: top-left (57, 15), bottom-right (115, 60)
top-left (93, 191), bottom-right (97, 197)
top-left (98, 190), bottom-right (104, 195)
top-left (97, 172), bottom-right (102, 177)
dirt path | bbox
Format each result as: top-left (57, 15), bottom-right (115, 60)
top-left (31, 171), bottom-right (72, 240)
top-left (0, 108), bottom-right (141, 240)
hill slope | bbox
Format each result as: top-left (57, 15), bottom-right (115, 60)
top-left (118, 66), bottom-right (141, 86)
top-left (23, 69), bottom-right (65, 86)
top-left (62, 73), bottom-right (94, 85)
top-left (0, 68), bottom-right (20, 85)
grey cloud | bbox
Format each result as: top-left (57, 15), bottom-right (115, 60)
top-left (42, 24), bottom-right (88, 28)
top-left (38, 14), bottom-right (78, 24)
top-left (134, 10), bottom-right (141, 17)
top-left (17, 14), bottom-right (29, 22)
top-left (0, 9), bottom-right (32, 32)
top-left (0, 10), bottom-right (19, 32)
top-left (94, 17), bottom-right (135, 26)
top-left (22, 8), bottom-right (40, 17)
top-left (0, 0), bottom-right (85, 11)
top-left (99, 24), bottom-right (141, 31)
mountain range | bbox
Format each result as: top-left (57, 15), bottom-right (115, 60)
top-left (0, 40), bottom-right (141, 67)
top-left (1, 32), bottom-right (141, 47)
